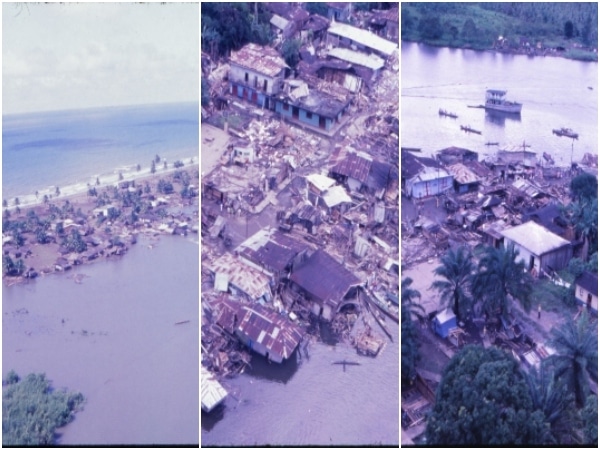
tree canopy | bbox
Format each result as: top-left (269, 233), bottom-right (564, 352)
top-left (549, 310), bottom-right (598, 407)
top-left (472, 244), bottom-right (533, 319)
top-left (201, 3), bottom-right (274, 58)
top-left (426, 345), bottom-right (550, 445)
top-left (431, 246), bottom-right (475, 323)
top-left (570, 172), bottom-right (598, 202)
top-left (2, 372), bottom-right (84, 446)
top-left (401, 305), bottom-right (420, 385)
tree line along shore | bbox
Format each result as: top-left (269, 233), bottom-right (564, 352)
top-left (2, 160), bottom-right (199, 284)
top-left (402, 2), bottom-right (598, 62)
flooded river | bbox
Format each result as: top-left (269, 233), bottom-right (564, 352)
top-left (201, 321), bottom-right (399, 446)
top-left (402, 42), bottom-right (598, 164)
top-left (2, 236), bottom-right (199, 445)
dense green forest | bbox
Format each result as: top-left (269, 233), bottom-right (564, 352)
top-left (402, 2), bottom-right (598, 61)
top-left (201, 3), bottom-right (274, 60)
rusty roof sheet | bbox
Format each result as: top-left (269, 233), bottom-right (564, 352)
top-left (290, 249), bottom-right (361, 308)
top-left (237, 303), bottom-right (306, 360)
top-left (237, 228), bottom-right (310, 273)
top-left (230, 43), bottom-right (289, 78)
top-left (210, 253), bottom-right (272, 300)
top-left (331, 151), bottom-right (372, 182)
top-left (447, 163), bottom-right (480, 185)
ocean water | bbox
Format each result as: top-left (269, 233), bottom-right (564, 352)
top-left (2, 102), bottom-right (199, 202)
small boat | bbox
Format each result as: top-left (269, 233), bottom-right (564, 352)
top-left (552, 127), bottom-right (578, 139)
top-left (485, 89), bottom-right (522, 114)
top-left (485, 141), bottom-right (499, 146)
top-left (439, 108), bottom-right (458, 119)
top-left (460, 125), bottom-right (482, 135)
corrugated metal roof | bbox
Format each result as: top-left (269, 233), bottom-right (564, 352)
top-left (512, 178), bottom-right (543, 198)
top-left (328, 47), bottom-right (385, 70)
top-left (290, 249), bottom-right (361, 308)
top-left (412, 166), bottom-right (451, 183)
top-left (501, 221), bottom-right (570, 256)
top-left (270, 14), bottom-right (290, 30)
top-left (322, 185), bottom-right (352, 207)
top-left (306, 173), bottom-right (336, 192)
top-left (201, 367), bottom-right (228, 413)
top-left (230, 43), bottom-right (289, 77)
top-left (210, 253), bottom-right (272, 300)
top-left (447, 163), bottom-right (480, 184)
top-left (237, 303), bottom-right (305, 360)
top-left (331, 151), bottom-right (372, 182)
top-left (435, 308), bottom-right (456, 324)
top-left (328, 22), bottom-right (398, 56)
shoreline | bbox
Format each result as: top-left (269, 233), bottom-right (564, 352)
top-left (3, 154), bottom-right (198, 212)
top-left (3, 161), bottom-right (199, 286)
top-left (402, 39), bottom-right (599, 63)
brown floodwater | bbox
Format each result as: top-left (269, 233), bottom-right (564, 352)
top-left (201, 320), bottom-right (399, 446)
top-left (2, 235), bottom-right (199, 445)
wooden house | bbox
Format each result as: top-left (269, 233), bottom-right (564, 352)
top-left (575, 271), bottom-right (598, 314)
top-left (289, 249), bottom-right (362, 321)
top-left (500, 221), bottom-right (573, 277)
top-left (402, 150), bottom-right (453, 199)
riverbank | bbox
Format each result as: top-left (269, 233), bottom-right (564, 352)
top-left (401, 38), bottom-right (598, 62)
top-left (2, 161), bottom-right (199, 285)
top-left (401, 3), bottom-right (598, 63)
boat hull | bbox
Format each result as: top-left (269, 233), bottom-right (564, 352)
top-left (484, 102), bottom-right (522, 114)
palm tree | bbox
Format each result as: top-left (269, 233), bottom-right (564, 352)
top-left (549, 309), bottom-right (598, 407)
top-left (575, 201), bottom-right (597, 262)
top-left (13, 259), bottom-right (25, 276)
top-left (472, 244), bottom-right (533, 320)
top-left (402, 277), bottom-right (425, 321)
top-left (525, 363), bottom-right (580, 444)
top-left (431, 246), bottom-right (475, 323)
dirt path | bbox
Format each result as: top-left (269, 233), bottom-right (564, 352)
top-left (201, 124), bottom-right (229, 175)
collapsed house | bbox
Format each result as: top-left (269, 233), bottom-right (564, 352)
top-left (210, 252), bottom-right (273, 303)
top-left (214, 298), bottom-right (306, 363)
top-left (436, 146), bottom-right (478, 165)
top-left (235, 227), bottom-right (312, 282)
top-left (274, 82), bottom-right (352, 132)
top-left (201, 366), bottom-right (228, 413)
top-left (367, 7), bottom-right (399, 42)
top-left (289, 249), bottom-right (363, 321)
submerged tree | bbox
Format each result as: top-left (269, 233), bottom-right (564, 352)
top-left (430, 246), bottom-right (475, 323)
top-left (2, 372), bottom-right (84, 446)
